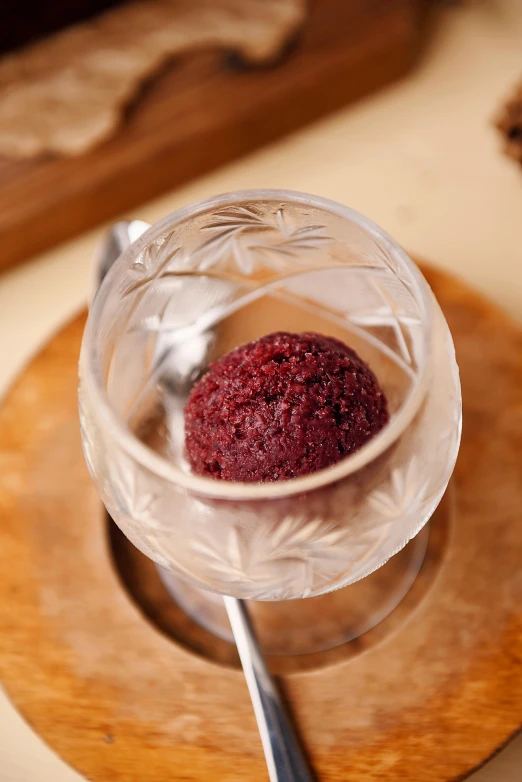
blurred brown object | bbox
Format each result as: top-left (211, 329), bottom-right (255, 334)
top-left (0, 0), bottom-right (306, 159)
top-left (0, 0), bottom-right (425, 272)
top-left (496, 81), bottom-right (522, 164)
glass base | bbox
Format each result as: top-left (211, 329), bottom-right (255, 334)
top-left (157, 524), bottom-right (430, 655)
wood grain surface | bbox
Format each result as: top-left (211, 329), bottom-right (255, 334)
top-left (0, 0), bottom-right (423, 272)
top-left (0, 263), bottom-right (521, 781)
top-left (0, 0), bottom-right (307, 159)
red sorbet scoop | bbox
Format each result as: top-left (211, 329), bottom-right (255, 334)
top-left (184, 331), bottom-right (389, 483)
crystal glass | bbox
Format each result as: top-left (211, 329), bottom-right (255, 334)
top-left (79, 191), bottom-right (461, 648)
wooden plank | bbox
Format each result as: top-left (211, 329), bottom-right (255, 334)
top-left (0, 0), bottom-right (422, 271)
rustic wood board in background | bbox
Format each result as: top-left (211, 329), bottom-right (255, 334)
top-left (0, 264), bottom-right (522, 781)
top-left (0, 0), bottom-right (424, 272)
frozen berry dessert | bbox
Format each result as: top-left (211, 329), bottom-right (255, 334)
top-left (184, 331), bottom-right (389, 483)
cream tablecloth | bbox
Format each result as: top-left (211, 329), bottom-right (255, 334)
top-left (1, 0), bottom-right (521, 779)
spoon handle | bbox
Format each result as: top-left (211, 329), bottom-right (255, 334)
top-left (93, 223), bottom-right (314, 782)
top-left (224, 596), bottom-right (315, 782)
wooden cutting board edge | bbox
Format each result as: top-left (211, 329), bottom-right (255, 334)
top-left (0, 0), bottom-right (424, 272)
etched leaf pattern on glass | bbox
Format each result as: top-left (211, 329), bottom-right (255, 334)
top-left (151, 452), bottom-right (446, 597)
top-left (119, 205), bottom-right (423, 378)
top-left (347, 278), bottom-right (423, 367)
top-left (79, 199), bottom-right (461, 599)
top-left (368, 458), bottom-right (431, 520)
top-left (125, 205), bottom-right (335, 286)
top-left (188, 513), bottom-right (351, 598)
top-left (78, 390), bottom-right (97, 479)
top-left (108, 450), bottom-right (161, 532)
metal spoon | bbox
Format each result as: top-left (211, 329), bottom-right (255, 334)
top-left (92, 220), bottom-right (314, 782)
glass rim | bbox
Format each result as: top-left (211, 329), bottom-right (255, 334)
top-left (83, 189), bottom-right (434, 500)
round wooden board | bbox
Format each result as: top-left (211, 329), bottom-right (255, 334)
top-left (1, 263), bottom-right (522, 782)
